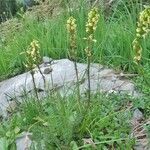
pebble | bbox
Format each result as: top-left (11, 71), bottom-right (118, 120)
top-left (133, 108), bottom-right (143, 121)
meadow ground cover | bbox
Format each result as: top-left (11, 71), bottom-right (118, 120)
top-left (0, 0), bottom-right (150, 149)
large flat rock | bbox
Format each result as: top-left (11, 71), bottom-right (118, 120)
top-left (0, 58), bottom-right (138, 117)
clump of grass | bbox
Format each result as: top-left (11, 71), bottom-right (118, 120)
top-left (0, 1), bottom-right (150, 79)
top-left (0, 93), bottom-right (135, 149)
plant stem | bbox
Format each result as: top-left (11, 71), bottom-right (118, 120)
top-left (50, 71), bottom-right (54, 88)
top-left (86, 36), bottom-right (92, 108)
top-left (73, 60), bottom-right (81, 110)
top-left (87, 54), bottom-right (91, 108)
top-left (37, 65), bottom-right (46, 90)
top-left (30, 70), bottom-right (39, 101)
top-left (78, 138), bottom-right (129, 149)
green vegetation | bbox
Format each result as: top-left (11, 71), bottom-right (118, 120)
top-left (0, 93), bottom-right (136, 149)
top-left (0, 0), bottom-right (150, 149)
top-left (1, 0), bottom-right (150, 79)
top-left (0, 0), bottom-right (17, 22)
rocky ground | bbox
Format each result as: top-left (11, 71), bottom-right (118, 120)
top-left (0, 58), bottom-right (149, 149)
top-left (0, 57), bottom-right (139, 117)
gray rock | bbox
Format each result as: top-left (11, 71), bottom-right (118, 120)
top-left (133, 109), bottom-right (143, 122)
top-left (16, 132), bottom-right (32, 150)
top-left (0, 58), bottom-right (139, 117)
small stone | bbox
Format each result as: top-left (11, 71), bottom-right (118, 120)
top-left (43, 67), bottom-right (53, 74)
top-left (133, 109), bottom-right (143, 121)
top-left (16, 132), bottom-right (32, 150)
top-left (6, 101), bottom-right (17, 113)
top-left (43, 56), bottom-right (53, 64)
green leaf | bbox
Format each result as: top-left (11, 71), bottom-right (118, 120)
top-left (70, 141), bottom-right (79, 150)
top-left (6, 131), bottom-right (11, 138)
top-left (0, 138), bottom-right (9, 150)
top-left (8, 142), bottom-right (16, 150)
top-left (14, 126), bottom-right (20, 134)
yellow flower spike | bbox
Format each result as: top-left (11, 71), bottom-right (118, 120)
top-left (133, 39), bottom-right (142, 63)
top-left (25, 40), bottom-right (41, 70)
top-left (84, 7), bottom-right (99, 57)
top-left (133, 6), bottom-right (150, 64)
top-left (83, 7), bottom-right (100, 107)
top-left (86, 7), bottom-right (99, 35)
top-left (66, 16), bottom-right (77, 60)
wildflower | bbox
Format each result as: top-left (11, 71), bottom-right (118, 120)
top-left (84, 7), bottom-right (99, 57)
top-left (133, 38), bottom-right (142, 62)
top-left (25, 40), bottom-right (41, 70)
top-left (67, 16), bottom-right (81, 110)
top-left (86, 7), bottom-right (99, 36)
top-left (66, 16), bottom-right (77, 60)
top-left (84, 7), bottom-right (99, 106)
top-left (133, 6), bottom-right (150, 63)
top-left (23, 40), bottom-right (42, 100)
